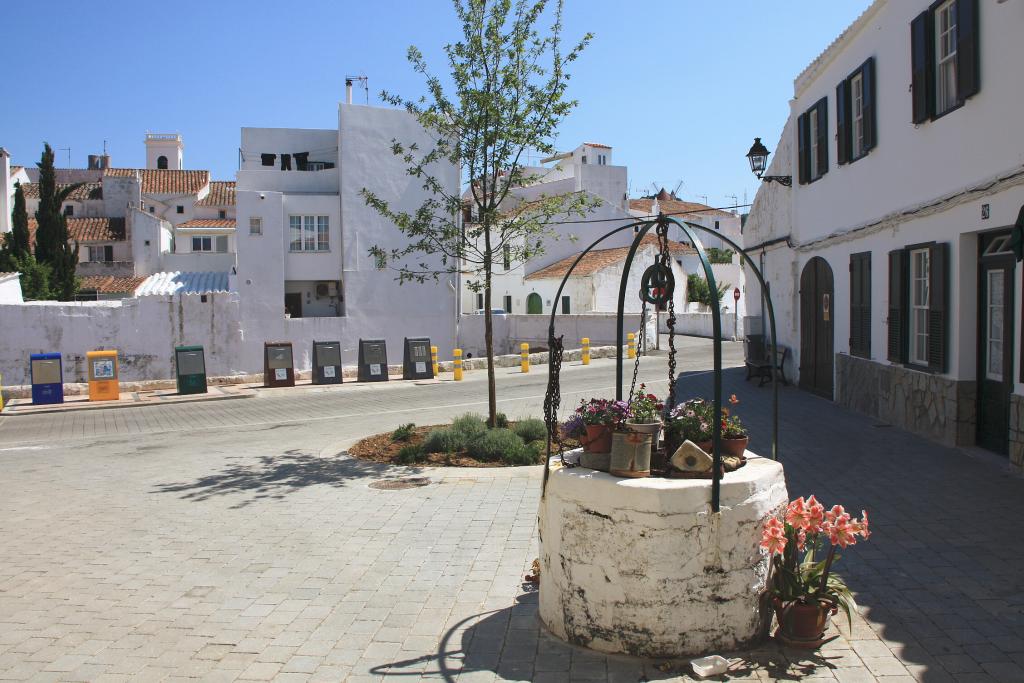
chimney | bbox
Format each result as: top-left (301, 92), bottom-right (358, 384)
top-left (0, 148), bottom-right (10, 234)
top-left (345, 78), bottom-right (353, 105)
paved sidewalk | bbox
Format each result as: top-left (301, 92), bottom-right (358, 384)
top-left (0, 341), bottom-right (1022, 681)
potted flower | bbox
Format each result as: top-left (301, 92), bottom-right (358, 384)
top-left (665, 395), bottom-right (748, 456)
top-left (572, 398), bottom-right (628, 472)
top-left (761, 496), bottom-right (870, 646)
top-left (609, 385), bottom-right (663, 478)
top-left (625, 384), bottom-right (664, 439)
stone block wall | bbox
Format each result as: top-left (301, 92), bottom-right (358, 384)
top-left (1010, 394), bottom-right (1024, 471)
top-left (836, 353), bottom-right (976, 447)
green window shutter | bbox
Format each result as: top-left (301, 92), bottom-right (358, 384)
top-left (955, 0), bottom-right (981, 101)
top-left (850, 252), bottom-right (871, 358)
top-left (910, 11), bottom-right (934, 123)
top-left (815, 98), bottom-right (829, 176)
top-left (797, 112), bottom-right (810, 185)
top-left (861, 57), bottom-right (877, 152)
top-left (927, 242), bottom-right (950, 372)
top-left (836, 80), bottom-right (850, 166)
top-left (887, 249), bottom-right (906, 363)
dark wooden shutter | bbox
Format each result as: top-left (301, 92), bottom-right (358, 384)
top-left (956, 0), bottom-right (980, 101)
top-left (927, 242), bottom-right (949, 372)
top-left (910, 11), bottom-right (934, 124)
top-left (797, 112), bottom-right (810, 185)
top-left (861, 57), bottom-right (877, 152)
top-left (815, 98), bottom-right (829, 176)
top-left (887, 249), bottom-right (906, 362)
top-left (836, 80), bottom-right (850, 166)
top-left (850, 252), bottom-right (871, 358)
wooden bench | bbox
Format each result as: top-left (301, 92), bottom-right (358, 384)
top-left (744, 335), bottom-right (789, 387)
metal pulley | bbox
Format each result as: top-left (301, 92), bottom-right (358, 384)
top-left (640, 263), bottom-right (674, 306)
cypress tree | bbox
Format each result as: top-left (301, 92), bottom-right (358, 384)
top-left (33, 143), bottom-right (81, 300)
top-left (10, 182), bottom-right (30, 259)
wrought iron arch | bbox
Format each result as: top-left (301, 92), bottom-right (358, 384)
top-left (542, 214), bottom-right (781, 513)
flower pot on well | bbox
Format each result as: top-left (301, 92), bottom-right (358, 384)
top-left (609, 431), bottom-right (651, 478)
top-left (581, 424), bottom-right (612, 454)
top-left (625, 418), bottom-right (662, 448)
top-left (722, 436), bottom-right (749, 457)
top-left (579, 451), bottom-right (611, 471)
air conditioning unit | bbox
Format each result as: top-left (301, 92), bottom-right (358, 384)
top-left (316, 283), bottom-right (329, 298)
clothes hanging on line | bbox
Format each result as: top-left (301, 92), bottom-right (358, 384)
top-left (294, 152), bottom-right (309, 171)
top-left (260, 153), bottom-right (276, 167)
top-left (280, 154), bottom-right (292, 171)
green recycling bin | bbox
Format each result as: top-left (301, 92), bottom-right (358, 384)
top-left (175, 345), bottom-right (208, 395)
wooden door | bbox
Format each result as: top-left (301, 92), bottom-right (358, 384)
top-left (527, 292), bottom-right (543, 314)
top-left (976, 243), bottom-right (1015, 454)
top-left (799, 257), bottom-right (835, 399)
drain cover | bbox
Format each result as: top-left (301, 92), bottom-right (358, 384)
top-left (369, 477), bottom-right (431, 490)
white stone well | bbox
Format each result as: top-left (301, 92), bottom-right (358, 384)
top-left (537, 452), bottom-right (788, 657)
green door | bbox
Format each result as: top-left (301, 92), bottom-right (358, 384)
top-left (527, 292), bottom-right (543, 314)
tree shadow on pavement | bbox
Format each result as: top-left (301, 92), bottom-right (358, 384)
top-left (151, 450), bottom-right (412, 508)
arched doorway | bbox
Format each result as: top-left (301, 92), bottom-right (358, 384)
top-left (799, 257), bottom-right (834, 399)
top-left (526, 292), bottom-right (543, 314)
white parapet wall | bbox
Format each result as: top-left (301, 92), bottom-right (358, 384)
top-left (459, 313), bottom-right (642, 357)
top-left (538, 454), bottom-right (788, 657)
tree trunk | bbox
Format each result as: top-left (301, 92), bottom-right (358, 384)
top-left (483, 242), bottom-right (497, 427)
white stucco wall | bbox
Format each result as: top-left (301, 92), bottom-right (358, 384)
top-left (0, 274), bottom-right (23, 304)
top-left (458, 312), bottom-right (642, 357)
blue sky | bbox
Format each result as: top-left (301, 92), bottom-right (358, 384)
top-left (2, 1), bottom-right (869, 209)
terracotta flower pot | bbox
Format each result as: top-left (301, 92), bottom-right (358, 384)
top-left (775, 599), bottom-right (835, 642)
top-left (722, 436), bottom-right (749, 457)
top-left (581, 424), bottom-right (612, 454)
top-left (695, 440), bottom-right (713, 454)
top-left (609, 431), bottom-right (651, 478)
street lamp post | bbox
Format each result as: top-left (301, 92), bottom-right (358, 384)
top-left (746, 137), bottom-right (792, 186)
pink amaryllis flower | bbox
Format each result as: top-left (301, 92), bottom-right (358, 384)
top-left (785, 497), bottom-right (810, 529)
top-left (805, 495), bottom-right (825, 531)
top-left (852, 510), bottom-right (871, 539)
top-left (760, 517), bottom-right (787, 555)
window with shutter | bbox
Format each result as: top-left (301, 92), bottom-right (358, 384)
top-left (887, 249), bottom-right (907, 362)
top-left (927, 242), bottom-right (949, 371)
top-left (837, 58), bottom-right (876, 165)
top-left (836, 80), bottom-right (850, 166)
top-left (911, 10), bottom-right (935, 123)
top-left (814, 98), bottom-right (828, 177)
top-left (910, 1), bottom-right (980, 124)
top-left (797, 113), bottom-right (810, 185)
top-left (850, 252), bottom-right (871, 358)
top-left (797, 98), bottom-right (828, 183)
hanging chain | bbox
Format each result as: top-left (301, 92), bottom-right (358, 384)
top-left (628, 299), bottom-right (646, 406)
top-left (657, 218), bottom-right (678, 410)
top-left (543, 334), bottom-right (567, 467)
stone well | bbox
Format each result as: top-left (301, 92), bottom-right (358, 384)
top-left (538, 453), bottom-right (788, 657)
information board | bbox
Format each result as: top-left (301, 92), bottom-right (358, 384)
top-left (263, 342), bottom-right (295, 388)
top-left (32, 359), bottom-right (62, 385)
top-left (177, 350), bottom-right (206, 376)
top-left (312, 341), bottom-right (343, 385)
top-left (403, 337), bottom-right (434, 380)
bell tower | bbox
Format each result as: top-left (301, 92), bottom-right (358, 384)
top-left (145, 133), bottom-right (183, 170)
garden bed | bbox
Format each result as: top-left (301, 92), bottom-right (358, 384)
top-left (348, 414), bottom-right (577, 467)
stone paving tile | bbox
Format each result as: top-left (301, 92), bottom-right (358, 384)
top-left (1, 350), bottom-right (1022, 681)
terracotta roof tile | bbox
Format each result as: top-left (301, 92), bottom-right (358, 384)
top-left (584, 142), bottom-right (611, 149)
top-left (176, 218), bottom-right (236, 229)
top-left (104, 168), bottom-right (210, 194)
top-left (194, 181), bottom-right (235, 207)
top-left (19, 182), bottom-right (103, 201)
top-left (27, 217), bottom-right (126, 243)
top-left (629, 197), bottom-right (734, 219)
top-left (525, 235), bottom-right (693, 281)
top-left (78, 275), bottom-right (147, 295)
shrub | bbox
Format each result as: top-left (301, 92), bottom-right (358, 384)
top-left (491, 412), bottom-right (510, 428)
top-left (396, 444), bottom-right (425, 465)
top-left (451, 413), bottom-right (488, 441)
top-left (502, 440), bottom-right (545, 466)
top-left (513, 417), bottom-right (547, 443)
top-left (422, 427), bottom-right (465, 453)
top-left (468, 428), bottom-right (523, 462)
top-left (391, 423), bottom-right (416, 442)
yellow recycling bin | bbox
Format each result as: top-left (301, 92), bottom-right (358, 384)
top-left (86, 350), bottom-right (120, 402)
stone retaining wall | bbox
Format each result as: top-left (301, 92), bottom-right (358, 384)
top-left (835, 353), bottom-right (976, 447)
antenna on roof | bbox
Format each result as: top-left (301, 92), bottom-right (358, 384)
top-left (58, 147), bottom-right (71, 168)
top-left (698, 194), bottom-right (708, 206)
top-left (345, 74), bottom-right (369, 104)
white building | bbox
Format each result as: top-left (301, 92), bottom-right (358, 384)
top-left (233, 102), bottom-right (459, 369)
top-left (743, 0), bottom-right (1024, 466)
top-left (1, 134), bottom-right (237, 292)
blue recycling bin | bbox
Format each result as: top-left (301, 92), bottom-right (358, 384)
top-left (30, 353), bottom-right (64, 405)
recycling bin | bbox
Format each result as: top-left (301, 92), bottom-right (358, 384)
top-left (264, 342), bottom-right (295, 387)
top-left (86, 349), bottom-right (119, 402)
top-left (175, 345), bottom-right (208, 395)
top-left (403, 337), bottom-right (434, 380)
top-left (358, 339), bottom-right (389, 382)
top-left (30, 353), bottom-right (64, 405)
top-left (312, 341), bottom-right (343, 385)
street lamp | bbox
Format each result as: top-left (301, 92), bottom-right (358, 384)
top-left (746, 137), bottom-right (792, 187)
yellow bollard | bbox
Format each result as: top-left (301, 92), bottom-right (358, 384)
top-left (453, 349), bottom-right (463, 381)
top-left (520, 343), bottom-right (530, 373)
top-left (581, 337), bottom-right (590, 365)
top-left (431, 346), bottom-right (439, 376)
top-left (627, 332), bottom-right (636, 359)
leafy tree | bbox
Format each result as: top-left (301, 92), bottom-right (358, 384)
top-left (686, 273), bottom-right (730, 309)
top-left (33, 143), bottom-right (80, 300)
top-left (362, 0), bottom-right (593, 425)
